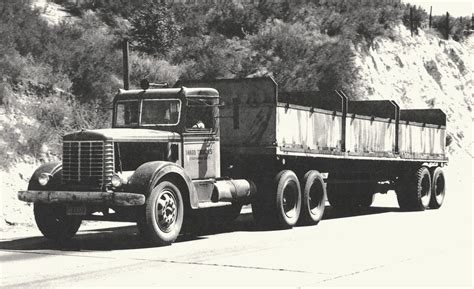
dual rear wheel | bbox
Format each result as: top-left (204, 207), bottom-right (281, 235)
top-left (252, 170), bottom-right (326, 229)
top-left (396, 166), bottom-right (445, 211)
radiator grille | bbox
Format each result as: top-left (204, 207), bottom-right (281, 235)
top-left (62, 141), bottom-right (110, 189)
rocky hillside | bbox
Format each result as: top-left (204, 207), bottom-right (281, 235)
top-left (354, 25), bottom-right (473, 156)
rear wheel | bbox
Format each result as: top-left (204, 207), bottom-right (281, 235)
top-left (252, 170), bottom-right (301, 229)
top-left (34, 204), bottom-right (82, 241)
top-left (298, 170), bottom-right (326, 225)
top-left (429, 167), bottom-right (445, 209)
top-left (396, 167), bottom-right (432, 211)
top-left (138, 181), bottom-right (184, 246)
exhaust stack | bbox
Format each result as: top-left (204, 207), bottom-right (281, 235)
top-left (122, 39), bottom-right (130, 90)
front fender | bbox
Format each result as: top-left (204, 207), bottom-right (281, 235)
top-left (127, 161), bottom-right (198, 209)
top-left (28, 162), bottom-right (62, 190)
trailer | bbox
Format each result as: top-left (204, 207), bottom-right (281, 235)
top-left (18, 77), bottom-right (447, 246)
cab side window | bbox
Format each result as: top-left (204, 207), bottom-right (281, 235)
top-left (185, 98), bottom-right (215, 132)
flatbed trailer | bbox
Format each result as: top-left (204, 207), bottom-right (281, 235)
top-left (179, 77), bottom-right (447, 224)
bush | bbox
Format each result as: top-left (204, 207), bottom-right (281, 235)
top-left (206, 2), bottom-right (262, 38)
top-left (129, 3), bottom-right (182, 56)
top-left (248, 20), bottom-right (355, 93)
top-left (173, 34), bottom-right (253, 80)
top-left (130, 52), bottom-right (182, 87)
top-left (171, 4), bottom-right (211, 37)
top-left (402, 5), bottom-right (428, 34)
top-left (0, 0), bottom-right (52, 58)
top-left (432, 14), bottom-right (470, 41)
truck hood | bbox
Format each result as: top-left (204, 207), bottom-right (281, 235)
top-left (63, 128), bottom-right (181, 142)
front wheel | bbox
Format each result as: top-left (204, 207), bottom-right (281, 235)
top-left (34, 204), bottom-right (82, 241)
top-left (140, 181), bottom-right (184, 246)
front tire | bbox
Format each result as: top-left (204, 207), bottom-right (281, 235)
top-left (140, 181), bottom-right (184, 246)
top-left (34, 204), bottom-right (82, 241)
top-left (298, 170), bottom-right (326, 226)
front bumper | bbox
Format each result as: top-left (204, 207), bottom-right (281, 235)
top-left (18, 190), bottom-right (145, 206)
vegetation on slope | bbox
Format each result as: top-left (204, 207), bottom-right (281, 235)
top-left (0, 0), bottom-right (471, 167)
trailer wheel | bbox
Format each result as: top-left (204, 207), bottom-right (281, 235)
top-left (429, 167), bottom-right (445, 209)
top-left (139, 181), bottom-right (184, 246)
top-left (34, 204), bottom-right (82, 241)
top-left (298, 170), bottom-right (326, 226)
top-left (252, 170), bottom-right (301, 229)
top-left (396, 167), bottom-right (432, 211)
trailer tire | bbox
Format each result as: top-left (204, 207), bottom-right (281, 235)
top-left (139, 181), bottom-right (184, 246)
top-left (252, 170), bottom-right (301, 229)
top-left (34, 204), bottom-right (82, 241)
top-left (298, 170), bottom-right (326, 226)
top-left (396, 167), bottom-right (432, 211)
top-left (429, 167), bottom-right (445, 209)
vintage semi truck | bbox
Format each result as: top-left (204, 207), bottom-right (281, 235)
top-left (18, 77), bottom-right (447, 246)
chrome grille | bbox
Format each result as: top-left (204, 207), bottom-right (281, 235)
top-left (62, 141), bottom-right (106, 189)
top-left (103, 141), bottom-right (114, 186)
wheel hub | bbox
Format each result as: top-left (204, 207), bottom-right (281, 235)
top-left (156, 190), bottom-right (177, 232)
top-left (283, 181), bottom-right (298, 218)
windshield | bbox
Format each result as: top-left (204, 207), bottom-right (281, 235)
top-left (115, 99), bottom-right (181, 127)
top-left (115, 100), bottom-right (139, 127)
top-left (142, 99), bottom-right (181, 126)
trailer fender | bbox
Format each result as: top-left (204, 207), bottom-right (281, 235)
top-left (128, 161), bottom-right (198, 209)
top-left (28, 162), bottom-right (62, 190)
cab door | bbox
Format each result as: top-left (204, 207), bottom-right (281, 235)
top-left (182, 97), bottom-right (220, 179)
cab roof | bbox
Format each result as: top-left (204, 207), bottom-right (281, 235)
top-left (115, 87), bottom-right (219, 101)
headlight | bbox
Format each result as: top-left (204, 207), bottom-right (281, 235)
top-left (38, 173), bottom-right (51, 186)
top-left (111, 174), bottom-right (123, 188)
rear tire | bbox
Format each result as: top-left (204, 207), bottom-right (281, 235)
top-left (298, 170), bottom-right (326, 226)
top-left (252, 170), bottom-right (301, 229)
top-left (396, 167), bottom-right (432, 211)
top-left (139, 181), bottom-right (184, 246)
top-left (34, 204), bottom-right (82, 241)
top-left (429, 167), bottom-right (445, 209)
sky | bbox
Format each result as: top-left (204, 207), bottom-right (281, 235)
top-left (403, 0), bottom-right (473, 17)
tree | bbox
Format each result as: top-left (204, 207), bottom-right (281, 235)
top-left (129, 4), bottom-right (181, 56)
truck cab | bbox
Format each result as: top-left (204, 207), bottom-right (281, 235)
top-left (112, 87), bottom-right (221, 180)
top-left (19, 86), bottom-right (255, 246)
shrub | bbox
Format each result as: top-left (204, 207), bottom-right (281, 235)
top-left (130, 52), bottom-right (182, 87)
top-left (402, 5), bottom-right (428, 34)
top-left (171, 4), bottom-right (211, 37)
top-left (173, 34), bottom-right (253, 80)
top-left (129, 3), bottom-right (182, 56)
top-left (206, 2), bottom-right (262, 38)
top-left (248, 20), bottom-right (355, 93)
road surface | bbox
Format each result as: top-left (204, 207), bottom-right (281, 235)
top-left (1, 184), bottom-right (472, 287)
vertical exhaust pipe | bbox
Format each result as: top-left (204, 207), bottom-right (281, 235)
top-left (122, 39), bottom-right (130, 90)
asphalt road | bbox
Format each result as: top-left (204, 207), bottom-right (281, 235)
top-left (1, 186), bottom-right (472, 288)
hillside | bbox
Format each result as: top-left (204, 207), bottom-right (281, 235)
top-left (0, 0), bottom-right (472, 230)
top-left (354, 25), bottom-right (473, 156)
